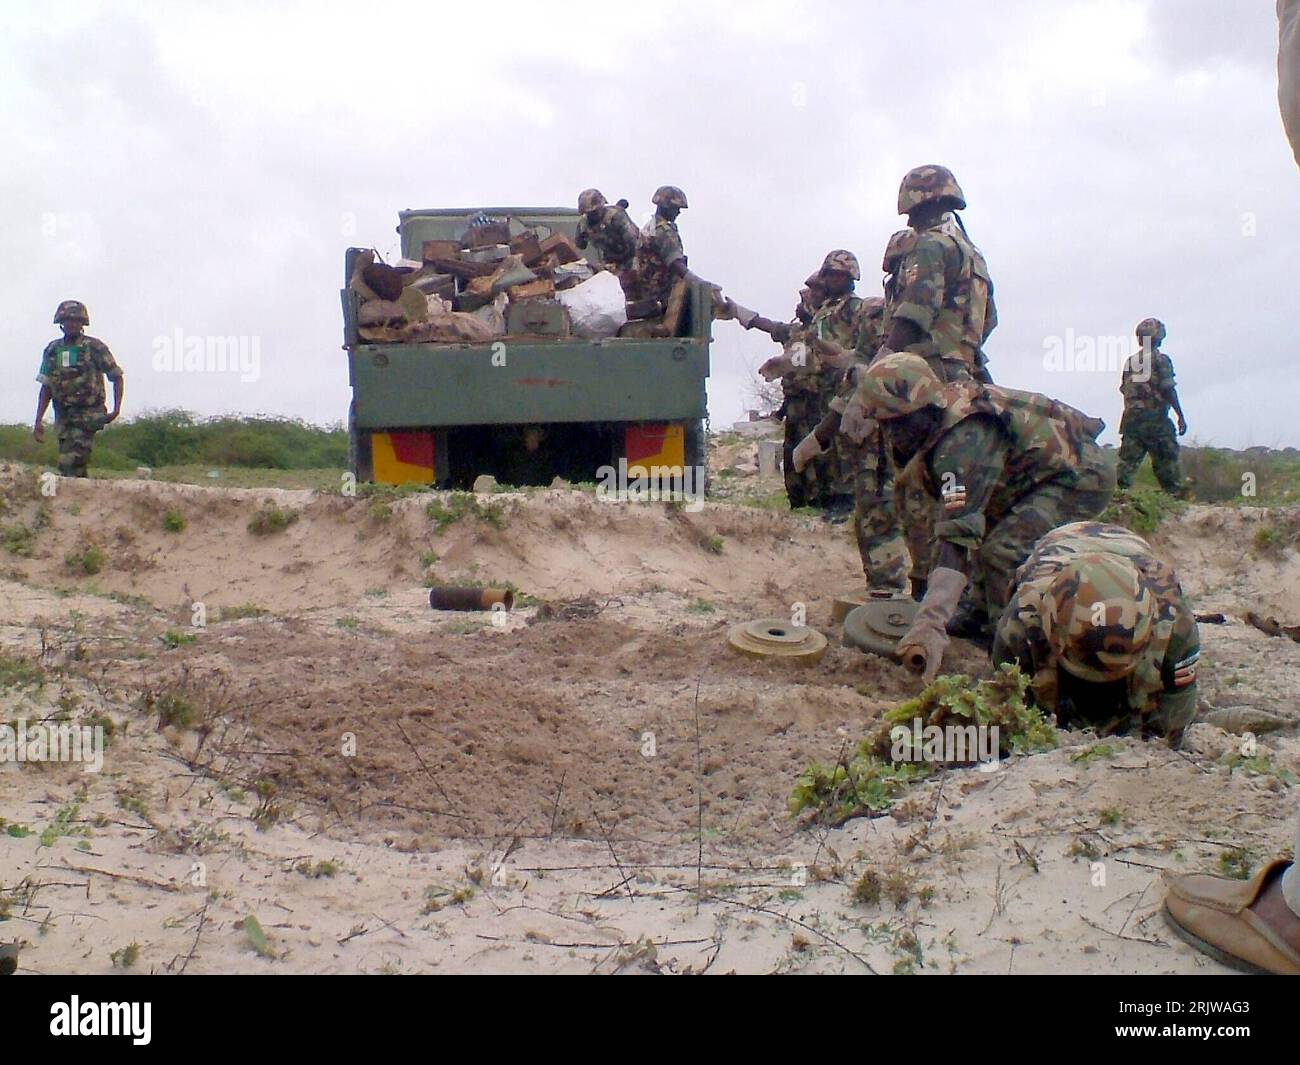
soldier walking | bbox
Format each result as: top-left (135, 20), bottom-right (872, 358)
top-left (1116, 317), bottom-right (1188, 497)
top-left (33, 300), bottom-right (125, 478)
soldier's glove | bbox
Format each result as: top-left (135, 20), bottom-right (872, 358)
top-left (1177, 416), bottom-right (1188, 436)
top-left (759, 355), bottom-right (791, 381)
top-left (791, 431), bottom-right (825, 473)
top-left (839, 391), bottom-right (872, 443)
top-left (896, 566), bottom-right (967, 684)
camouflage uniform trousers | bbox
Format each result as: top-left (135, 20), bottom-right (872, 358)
top-left (973, 476), bottom-right (1115, 620)
top-left (1117, 411), bottom-right (1185, 496)
top-left (842, 427), bottom-right (908, 593)
top-left (55, 408), bottom-right (105, 478)
top-left (819, 379), bottom-right (854, 501)
top-left (782, 392), bottom-right (827, 509)
top-left (897, 354), bottom-right (977, 592)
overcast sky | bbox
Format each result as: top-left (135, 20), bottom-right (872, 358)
top-left (3, 0), bottom-right (1297, 447)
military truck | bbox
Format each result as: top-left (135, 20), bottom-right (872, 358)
top-left (343, 207), bottom-right (711, 488)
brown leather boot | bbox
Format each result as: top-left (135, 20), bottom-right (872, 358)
top-left (1163, 859), bottom-right (1300, 974)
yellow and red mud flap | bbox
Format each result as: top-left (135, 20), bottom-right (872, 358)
top-left (624, 423), bottom-right (684, 471)
top-left (371, 430), bottom-right (435, 485)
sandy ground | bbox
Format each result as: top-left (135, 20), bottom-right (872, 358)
top-left (0, 454), bottom-right (1297, 975)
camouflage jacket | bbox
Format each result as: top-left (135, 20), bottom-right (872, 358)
top-left (635, 215), bottom-right (686, 301)
top-left (811, 294), bottom-right (862, 401)
top-left (781, 322), bottom-right (823, 398)
top-left (898, 383), bottom-right (1109, 549)
top-left (991, 521), bottom-right (1199, 734)
top-left (882, 216), bottom-right (996, 373)
top-left (1120, 348), bottom-right (1178, 420)
top-left (37, 335), bottom-right (122, 413)
top-left (575, 205), bottom-right (640, 267)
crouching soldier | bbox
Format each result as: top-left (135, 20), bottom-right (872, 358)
top-left (850, 353), bottom-right (1114, 681)
top-left (33, 301), bottom-right (125, 478)
top-left (990, 521), bottom-right (1200, 745)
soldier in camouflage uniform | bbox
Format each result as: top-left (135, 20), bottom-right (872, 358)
top-left (834, 297), bottom-right (909, 592)
top-left (991, 521), bottom-right (1200, 745)
top-left (809, 249), bottom-right (865, 519)
top-left (880, 165), bottom-right (997, 384)
top-left (1116, 318), bottom-right (1188, 497)
top-left (575, 188), bottom-right (640, 294)
top-left (878, 168), bottom-right (998, 607)
top-left (851, 352), bottom-right (1114, 681)
top-left (631, 185), bottom-right (690, 305)
top-left (33, 301), bottom-right (125, 478)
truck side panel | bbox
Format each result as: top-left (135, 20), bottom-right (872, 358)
top-left (349, 340), bottom-right (709, 428)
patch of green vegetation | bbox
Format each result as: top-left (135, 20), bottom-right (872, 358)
top-left (247, 505), bottom-right (299, 536)
top-left (419, 551), bottom-right (439, 569)
top-left (1218, 750), bottom-right (1297, 785)
top-left (251, 779), bottom-right (282, 830)
top-left (426, 492), bottom-right (508, 532)
top-left (1099, 808), bottom-right (1123, 827)
top-left (6, 823), bottom-right (33, 838)
top-left (40, 803), bottom-right (90, 848)
top-left (110, 943), bottom-right (141, 968)
top-left (851, 870), bottom-right (883, 906)
top-left (0, 651), bottom-right (44, 691)
top-left (161, 630), bottom-right (197, 649)
top-left (367, 499), bottom-right (393, 522)
top-left (1, 522), bottom-right (37, 557)
top-left (218, 603), bottom-right (267, 621)
top-left (64, 544), bottom-right (105, 575)
top-left (336, 616), bottom-right (360, 632)
top-left (704, 534), bottom-right (724, 554)
top-left (422, 884), bottom-right (474, 913)
top-left (1100, 485), bottom-right (1186, 535)
top-left (1067, 836), bottom-right (1102, 861)
top-left (243, 914), bottom-right (277, 959)
top-left (1218, 847), bottom-right (1253, 880)
top-left (1071, 742), bottom-right (1120, 764)
top-left (686, 598), bottom-right (716, 615)
top-left (791, 666), bottom-right (1055, 824)
top-left (295, 859), bottom-right (340, 879)
top-left (162, 508), bottom-right (186, 533)
top-left (1251, 525), bottom-right (1293, 557)
top-left (153, 692), bottom-right (198, 730)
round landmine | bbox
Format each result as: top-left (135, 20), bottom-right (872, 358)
top-left (842, 597), bottom-right (920, 658)
top-left (726, 618), bottom-right (828, 666)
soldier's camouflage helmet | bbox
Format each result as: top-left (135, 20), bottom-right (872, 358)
top-left (897, 164), bottom-right (967, 214)
top-left (804, 269), bottom-right (826, 289)
top-left (53, 300), bottom-right (89, 324)
top-left (858, 352), bottom-right (947, 418)
top-left (577, 188), bottom-right (607, 213)
top-left (820, 249), bottom-right (861, 280)
top-left (882, 228), bottom-right (916, 274)
top-left (1135, 317), bottom-right (1167, 343)
top-left (1042, 554), bottom-right (1156, 683)
top-left (651, 185), bottom-right (688, 209)
top-left (860, 295), bottom-right (885, 318)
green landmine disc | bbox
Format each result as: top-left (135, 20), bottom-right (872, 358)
top-left (842, 597), bottom-right (919, 659)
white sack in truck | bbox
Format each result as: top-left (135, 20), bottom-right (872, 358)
top-left (557, 271), bottom-right (628, 339)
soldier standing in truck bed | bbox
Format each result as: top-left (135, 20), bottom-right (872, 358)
top-left (33, 300), bottom-right (125, 478)
top-left (632, 185), bottom-right (690, 305)
top-left (575, 188), bottom-right (640, 294)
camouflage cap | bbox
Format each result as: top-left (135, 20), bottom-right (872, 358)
top-left (881, 229), bottom-right (916, 274)
top-left (804, 269), bottom-right (826, 290)
top-left (1135, 317), bottom-right (1167, 343)
top-left (577, 188), bottom-right (607, 213)
top-left (1043, 554), bottom-right (1156, 683)
top-left (651, 185), bottom-right (688, 209)
top-left (53, 299), bottom-right (89, 324)
top-left (857, 352), bottom-right (947, 418)
top-left (897, 165), bottom-right (967, 214)
top-left (819, 249), bottom-right (861, 280)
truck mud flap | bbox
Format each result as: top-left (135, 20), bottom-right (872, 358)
top-left (624, 424), bottom-right (684, 471)
top-left (371, 430), bottom-right (436, 485)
